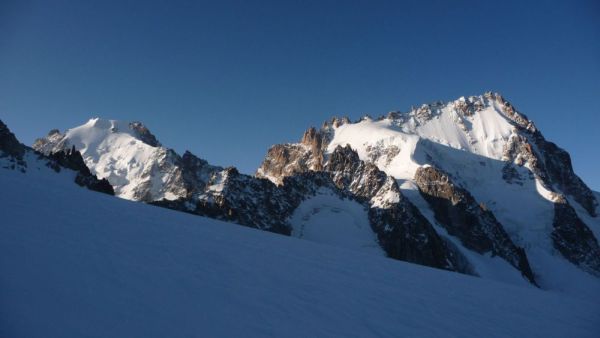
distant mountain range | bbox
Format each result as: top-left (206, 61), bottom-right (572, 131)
top-left (3, 91), bottom-right (599, 300)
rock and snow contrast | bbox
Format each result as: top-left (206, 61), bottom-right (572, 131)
top-left (1, 142), bottom-right (599, 337)
top-left (257, 92), bottom-right (600, 299)
top-left (0, 120), bottom-right (113, 195)
top-left (33, 118), bottom-right (185, 201)
top-left (1, 91), bottom-right (595, 335)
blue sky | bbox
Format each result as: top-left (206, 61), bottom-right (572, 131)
top-left (1, 0), bottom-right (599, 189)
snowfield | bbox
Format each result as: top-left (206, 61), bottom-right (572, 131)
top-left (1, 164), bottom-right (599, 337)
top-left (289, 187), bottom-right (385, 256)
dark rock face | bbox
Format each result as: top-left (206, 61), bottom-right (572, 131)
top-left (536, 140), bottom-right (598, 217)
top-left (0, 120), bottom-right (25, 160)
top-left (414, 166), bottom-right (537, 285)
top-left (195, 167), bottom-right (292, 234)
top-left (46, 146), bottom-right (114, 195)
top-left (326, 146), bottom-right (472, 273)
top-left (179, 150), bottom-right (222, 196)
top-left (175, 151), bottom-right (294, 233)
top-left (154, 166), bottom-right (345, 235)
top-left (369, 203), bottom-right (473, 273)
top-left (258, 143), bottom-right (472, 274)
top-left (74, 173), bottom-right (114, 195)
top-left (46, 146), bottom-right (90, 173)
top-left (325, 145), bottom-right (389, 201)
top-left (154, 155), bottom-right (295, 234)
top-left (552, 200), bottom-right (600, 276)
top-left (129, 122), bottom-right (161, 147)
top-left (158, 144), bottom-right (473, 274)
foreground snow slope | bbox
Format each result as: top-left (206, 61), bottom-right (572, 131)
top-left (1, 170), bottom-right (599, 338)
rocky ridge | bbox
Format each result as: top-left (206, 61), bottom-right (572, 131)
top-left (33, 118), bottom-right (474, 274)
top-left (157, 146), bottom-right (474, 275)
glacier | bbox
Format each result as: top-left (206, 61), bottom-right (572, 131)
top-left (1, 155), bottom-right (599, 337)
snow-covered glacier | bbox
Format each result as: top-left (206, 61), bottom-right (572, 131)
top-left (1, 157), bottom-right (599, 338)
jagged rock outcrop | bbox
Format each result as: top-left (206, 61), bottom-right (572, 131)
top-left (300, 127), bottom-right (325, 171)
top-left (325, 146), bottom-right (468, 271)
top-left (157, 143), bottom-right (473, 273)
top-left (47, 146), bottom-right (114, 195)
top-left (129, 121), bottom-right (161, 147)
top-left (154, 150), bottom-right (297, 234)
top-left (195, 167), bottom-right (293, 234)
top-left (325, 145), bottom-right (390, 201)
top-left (154, 166), bottom-right (292, 234)
top-left (256, 127), bottom-right (330, 185)
top-left (32, 129), bottom-right (70, 155)
top-left (552, 197), bottom-right (600, 276)
top-left (154, 166), bottom-right (353, 235)
top-left (0, 120), bottom-right (25, 160)
top-left (179, 151), bottom-right (223, 196)
top-left (255, 144), bottom-right (314, 185)
top-left (414, 166), bottom-right (537, 284)
top-left (259, 143), bottom-right (473, 273)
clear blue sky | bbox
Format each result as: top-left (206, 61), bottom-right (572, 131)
top-left (1, 0), bottom-right (599, 189)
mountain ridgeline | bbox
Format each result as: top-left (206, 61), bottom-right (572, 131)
top-left (25, 92), bottom-right (600, 292)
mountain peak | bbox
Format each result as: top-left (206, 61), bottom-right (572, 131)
top-left (76, 118), bottom-right (160, 147)
top-left (32, 118), bottom-right (177, 201)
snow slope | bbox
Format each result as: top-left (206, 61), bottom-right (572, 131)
top-left (289, 188), bottom-right (384, 256)
top-left (2, 160), bottom-right (600, 337)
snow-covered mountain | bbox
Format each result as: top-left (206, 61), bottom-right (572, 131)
top-left (3, 145), bottom-right (599, 338)
top-left (31, 92), bottom-right (600, 299)
top-left (33, 118), bottom-right (186, 201)
top-left (33, 118), bottom-right (466, 269)
top-left (3, 92), bottom-right (600, 335)
top-left (257, 92), bottom-right (600, 298)
top-left (33, 118), bottom-right (301, 234)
